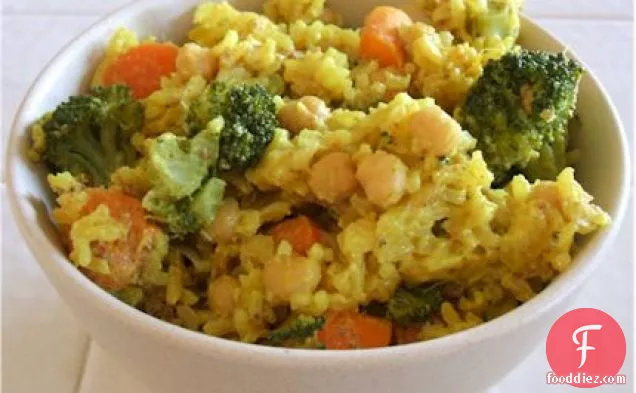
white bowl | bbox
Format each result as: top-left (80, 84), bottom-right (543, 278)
top-left (5, 1), bottom-right (631, 393)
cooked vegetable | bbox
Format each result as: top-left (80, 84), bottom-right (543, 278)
top-left (360, 6), bottom-right (413, 67)
top-left (143, 177), bottom-right (226, 239)
top-left (189, 177), bottom-right (227, 224)
top-left (356, 150), bottom-right (408, 207)
top-left (271, 215), bottom-right (322, 255)
top-left (522, 131), bottom-right (568, 182)
top-left (317, 310), bottom-right (392, 349)
top-left (408, 106), bottom-right (464, 157)
top-left (456, 49), bottom-right (583, 185)
top-left (386, 284), bottom-right (444, 325)
top-left (309, 151), bottom-right (357, 203)
top-left (277, 96), bottom-right (330, 134)
top-left (419, 0), bottom-right (522, 44)
top-left (469, 0), bottom-right (522, 41)
top-left (361, 301), bottom-right (389, 318)
top-left (266, 315), bottom-right (326, 346)
top-left (204, 199), bottom-right (240, 243)
top-left (188, 82), bottom-right (278, 171)
top-left (81, 189), bottom-right (148, 240)
top-left (36, 85), bottom-right (142, 186)
top-left (71, 189), bottom-right (168, 291)
top-left (103, 43), bottom-right (179, 99)
top-left (145, 117), bottom-right (222, 199)
top-left (142, 118), bottom-right (226, 238)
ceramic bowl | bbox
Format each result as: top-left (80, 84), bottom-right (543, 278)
top-left (5, 1), bottom-right (630, 392)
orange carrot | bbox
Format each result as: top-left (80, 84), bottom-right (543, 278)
top-left (360, 30), bottom-right (406, 68)
top-left (363, 6), bottom-right (413, 30)
top-left (271, 215), bottom-right (322, 256)
top-left (103, 43), bottom-right (179, 99)
top-left (360, 6), bottom-right (413, 68)
top-left (81, 189), bottom-right (149, 245)
top-left (79, 189), bottom-right (153, 291)
top-left (318, 311), bottom-right (392, 349)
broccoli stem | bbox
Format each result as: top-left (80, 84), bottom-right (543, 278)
top-left (265, 316), bottom-right (326, 346)
top-left (386, 283), bottom-right (444, 325)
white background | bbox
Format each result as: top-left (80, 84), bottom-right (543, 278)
top-left (1, 1), bottom-right (633, 392)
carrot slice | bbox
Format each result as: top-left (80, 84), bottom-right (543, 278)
top-left (271, 215), bottom-right (322, 256)
top-left (361, 29), bottom-right (407, 68)
top-left (360, 6), bottom-right (413, 68)
top-left (318, 311), bottom-right (392, 349)
top-left (363, 6), bottom-right (413, 31)
top-left (103, 43), bottom-right (179, 99)
top-left (79, 189), bottom-right (153, 291)
top-left (81, 189), bottom-right (148, 244)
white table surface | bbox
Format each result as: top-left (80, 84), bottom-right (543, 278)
top-left (1, 1), bottom-right (633, 392)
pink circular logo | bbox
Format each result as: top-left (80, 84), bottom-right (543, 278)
top-left (546, 308), bottom-right (626, 388)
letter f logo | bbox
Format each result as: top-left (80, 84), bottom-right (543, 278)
top-left (572, 324), bottom-right (603, 368)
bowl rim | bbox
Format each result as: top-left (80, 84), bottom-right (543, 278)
top-left (5, 0), bottom-right (632, 366)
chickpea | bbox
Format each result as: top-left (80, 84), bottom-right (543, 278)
top-left (278, 96), bottom-right (330, 134)
top-left (176, 43), bottom-right (217, 81)
top-left (356, 150), bottom-right (407, 207)
top-left (309, 151), bottom-right (357, 203)
top-left (408, 105), bottom-right (463, 157)
top-left (205, 199), bottom-right (240, 243)
top-left (208, 275), bottom-right (239, 316)
top-left (263, 255), bottom-right (322, 304)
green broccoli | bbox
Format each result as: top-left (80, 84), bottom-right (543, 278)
top-left (146, 117), bottom-right (222, 199)
top-left (190, 177), bottom-right (226, 224)
top-left (265, 315), bottom-right (326, 347)
top-left (143, 177), bottom-right (226, 239)
top-left (386, 283), bottom-right (444, 325)
top-left (142, 194), bottom-right (197, 238)
top-left (37, 85), bottom-right (143, 186)
top-left (522, 131), bottom-right (568, 181)
top-left (188, 82), bottom-right (278, 171)
top-left (142, 118), bottom-right (226, 238)
top-left (468, 0), bottom-right (522, 41)
top-left (456, 49), bottom-right (583, 185)
top-left (421, 0), bottom-right (522, 44)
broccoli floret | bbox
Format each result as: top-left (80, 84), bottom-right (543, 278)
top-left (468, 0), bottom-right (522, 41)
top-left (188, 82), bottom-right (278, 171)
top-left (363, 283), bottom-right (445, 325)
top-left (522, 131), bottom-right (568, 181)
top-left (386, 283), bottom-right (444, 325)
top-left (146, 117), bottom-right (223, 199)
top-left (142, 194), bottom-right (197, 238)
top-left (188, 82), bottom-right (227, 133)
top-left (456, 49), bottom-right (583, 185)
top-left (265, 315), bottom-right (326, 347)
top-left (37, 85), bottom-right (142, 186)
top-left (142, 177), bottom-right (226, 239)
top-left (142, 118), bottom-right (225, 238)
top-left (146, 134), bottom-right (207, 199)
top-left (189, 177), bottom-right (226, 223)
top-left (421, 0), bottom-right (522, 44)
